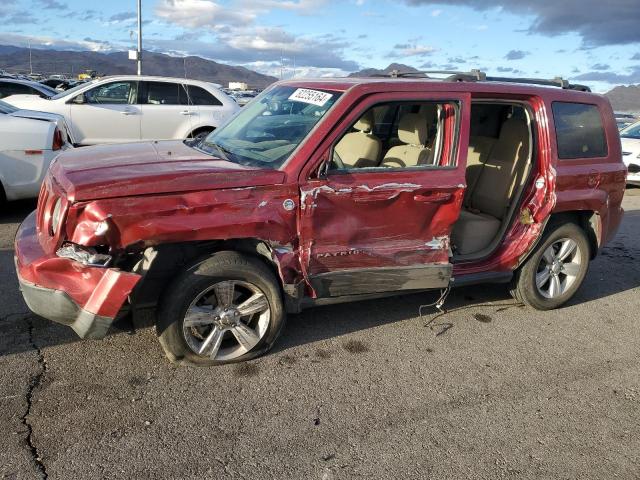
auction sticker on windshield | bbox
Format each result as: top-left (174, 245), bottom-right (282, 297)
top-left (288, 88), bottom-right (333, 107)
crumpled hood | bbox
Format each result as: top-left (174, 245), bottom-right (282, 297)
top-left (50, 140), bottom-right (285, 201)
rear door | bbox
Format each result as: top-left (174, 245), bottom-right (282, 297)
top-left (69, 80), bottom-right (140, 144)
top-left (298, 91), bottom-right (470, 298)
top-left (139, 81), bottom-right (193, 140)
top-left (186, 85), bottom-right (227, 129)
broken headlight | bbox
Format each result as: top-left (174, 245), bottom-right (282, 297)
top-left (56, 243), bottom-right (112, 267)
top-left (50, 198), bottom-right (62, 235)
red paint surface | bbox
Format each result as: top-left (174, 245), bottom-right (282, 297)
top-left (15, 211), bottom-right (140, 318)
top-left (16, 77), bottom-right (626, 316)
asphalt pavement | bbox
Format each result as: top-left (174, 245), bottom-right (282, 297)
top-left (1, 190), bottom-right (639, 479)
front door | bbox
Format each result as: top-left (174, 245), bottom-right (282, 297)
top-left (299, 92), bottom-right (470, 298)
top-left (69, 80), bottom-right (141, 145)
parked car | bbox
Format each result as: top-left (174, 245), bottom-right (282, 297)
top-left (614, 112), bottom-right (638, 130)
top-left (0, 79), bottom-right (58, 99)
top-left (230, 91), bottom-right (258, 106)
top-left (4, 75), bottom-right (239, 146)
top-left (40, 78), bottom-right (81, 91)
top-left (620, 120), bottom-right (640, 185)
top-left (14, 74), bottom-right (625, 366)
top-left (0, 100), bottom-right (72, 202)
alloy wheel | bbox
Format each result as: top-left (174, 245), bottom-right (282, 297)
top-left (535, 238), bottom-right (582, 299)
top-left (182, 280), bottom-right (271, 361)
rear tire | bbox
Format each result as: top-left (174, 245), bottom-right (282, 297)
top-left (510, 223), bottom-right (590, 310)
top-left (156, 251), bottom-right (285, 366)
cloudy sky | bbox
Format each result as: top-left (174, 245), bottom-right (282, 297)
top-left (1, 0), bottom-right (639, 91)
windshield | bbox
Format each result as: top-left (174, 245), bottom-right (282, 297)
top-left (0, 100), bottom-right (18, 114)
top-left (51, 80), bottom-right (96, 100)
top-left (198, 85), bottom-right (342, 168)
top-left (620, 121), bottom-right (640, 139)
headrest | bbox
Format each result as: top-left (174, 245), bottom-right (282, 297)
top-left (398, 113), bottom-right (428, 145)
top-left (499, 118), bottom-right (528, 141)
top-left (353, 110), bottom-right (374, 133)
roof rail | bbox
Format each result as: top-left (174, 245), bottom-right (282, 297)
top-left (385, 69), bottom-right (591, 92)
top-left (391, 69), bottom-right (486, 81)
top-left (484, 75), bottom-right (592, 92)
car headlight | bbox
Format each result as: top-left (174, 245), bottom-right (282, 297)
top-left (50, 198), bottom-right (62, 235)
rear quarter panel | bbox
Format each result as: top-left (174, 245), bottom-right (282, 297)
top-left (546, 94), bottom-right (626, 249)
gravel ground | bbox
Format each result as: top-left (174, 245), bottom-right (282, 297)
top-left (1, 190), bottom-right (639, 480)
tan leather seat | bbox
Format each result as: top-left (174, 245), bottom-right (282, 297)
top-left (334, 111), bottom-right (382, 168)
top-left (464, 136), bottom-right (496, 207)
top-left (381, 113), bottom-right (432, 168)
top-left (452, 118), bottom-right (530, 255)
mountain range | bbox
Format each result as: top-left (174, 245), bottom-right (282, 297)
top-left (0, 46), bottom-right (277, 89)
top-left (2, 50), bottom-right (639, 112)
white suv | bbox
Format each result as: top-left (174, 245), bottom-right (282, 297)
top-left (4, 75), bottom-right (240, 146)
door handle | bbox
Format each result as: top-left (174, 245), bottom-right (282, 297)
top-left (414, 192), bottom-right (452, 203)
top-left (180, 110), bottom-right (194, 116)
top-left (120, 110), bottom-right (136, 115)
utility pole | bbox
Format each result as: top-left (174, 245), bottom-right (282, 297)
top-left (28, 40), bottom-right (33, 75)
top-left (137, 0), bottom-right (142, 75)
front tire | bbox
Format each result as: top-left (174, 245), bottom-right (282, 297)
top-left (511, 223), bottom-right (590, 310)
top-left (156, 251), bottom-right (285, 366)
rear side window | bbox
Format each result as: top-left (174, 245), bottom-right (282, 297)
top-left (144, 81), bottom-right (189, 105)
top-left (552, 102), bottom-right (607, 159)
top-left (0, 83), bottom-right (31, 98)
top-left (186, 85), bottom-right (222, 106)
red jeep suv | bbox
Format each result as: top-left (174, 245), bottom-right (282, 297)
top-left (15, 72), bottom-right (626, 365)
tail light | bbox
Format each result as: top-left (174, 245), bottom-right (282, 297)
top-left (52, 127), bottom-right (63, 151)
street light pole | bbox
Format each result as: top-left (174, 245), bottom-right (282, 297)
top-left (28, 40), bottom-right (33, 75)
top-left (137, 0), bottom-right (142, 75)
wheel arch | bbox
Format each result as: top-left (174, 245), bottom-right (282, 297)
top-left (546, 210), bottom-right (600, 259)
top-left (126, 238), bottom-right (294, 312)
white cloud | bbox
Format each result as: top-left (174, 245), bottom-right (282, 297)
top-left (153, 0), bottom-right (359, 71)
top-left (388, 43), bottom-right (437, 58)
top-left (237, 0), bottom-right (328, 13)
top-left (0, 32), bottom-right (112, 52)
top-left (431, 9), bottom-right (442, 16)
top-left (241, 61), bottom-right (350, 78)
top-left (155, 0), bottom-right (255, 28)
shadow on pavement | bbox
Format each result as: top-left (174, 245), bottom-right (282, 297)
top-left (0, 199), bottom-right (37, 226)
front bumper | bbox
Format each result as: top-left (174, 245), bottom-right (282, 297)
top-left (14, 210), bottom-right (141, 339)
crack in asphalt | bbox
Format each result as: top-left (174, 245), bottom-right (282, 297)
top-left (21, 316), bottom-right (48, 480)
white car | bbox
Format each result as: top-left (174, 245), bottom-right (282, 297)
top-left (4, 75), bottom-right (239, 146)
top-left (0, 100), bottom-right (72, 201)
top-left (620, 120), bottom-right (640, 186)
